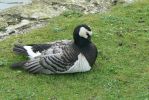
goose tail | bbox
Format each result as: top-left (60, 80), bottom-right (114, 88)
top-left (11, 61), bottom-right (27, 69)
top-left (13, 44), bottom-right (28, 55)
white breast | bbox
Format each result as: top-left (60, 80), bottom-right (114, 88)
top-left (65, 53), bottom-right (91, 73)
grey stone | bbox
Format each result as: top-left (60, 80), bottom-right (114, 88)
top-left (0, 0), bottom-right (135, 40)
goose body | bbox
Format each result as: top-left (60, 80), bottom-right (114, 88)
top-left (11, 24), bottom-right (98, 74)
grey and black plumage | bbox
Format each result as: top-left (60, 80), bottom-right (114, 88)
top-left (11, 24), bottom-right (98, 74)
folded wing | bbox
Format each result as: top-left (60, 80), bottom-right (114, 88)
top-left (23, 44), bottom-right (80, 74)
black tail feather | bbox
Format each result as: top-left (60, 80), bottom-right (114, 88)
top-left (13, 44), bottom-right (28, 55)
top-left (28, 44), bottom-right (51, 52)
top-left (11, 61), bottom-right (27, 69)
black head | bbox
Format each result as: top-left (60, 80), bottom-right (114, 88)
top-left (73, 24), bottom-right (92, 47)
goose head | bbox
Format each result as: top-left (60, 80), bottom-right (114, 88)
top-left (73, 24), bottom-right (92, 47)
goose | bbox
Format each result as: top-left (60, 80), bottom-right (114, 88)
top-left (11, 24), bottom-right (98, 74)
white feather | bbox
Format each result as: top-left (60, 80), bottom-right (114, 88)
top-left (65, 53), bottom-right (91, 73)
top-left (79, 27), bottom-right (92, 39)
top-left (24, 46), bottom-right (41, 59)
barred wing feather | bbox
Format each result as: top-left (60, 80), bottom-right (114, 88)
top-left (24, 45), bottom-right (80, 74)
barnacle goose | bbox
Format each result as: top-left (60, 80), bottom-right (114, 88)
top-left (11, 24), bottom-right (98, 74)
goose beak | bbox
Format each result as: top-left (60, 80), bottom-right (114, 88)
top-left (87, 33), bottom-right (91, 41)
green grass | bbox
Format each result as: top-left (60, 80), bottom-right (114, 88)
top-left (0, 0), bottom-right (149, 99)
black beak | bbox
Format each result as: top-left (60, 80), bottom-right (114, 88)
top-left (87, 33), bottom-right (91, 40)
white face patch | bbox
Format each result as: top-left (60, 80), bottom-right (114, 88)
top-left (79, 27), bottom-right (92, 39)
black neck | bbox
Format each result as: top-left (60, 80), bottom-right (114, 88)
top-left (74, 37), bottom-right (91, 48)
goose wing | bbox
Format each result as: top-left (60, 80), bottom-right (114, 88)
top-left (13, 40), bottom-right (72, 58)
top-left (24, 44), bottom-right (80, 74)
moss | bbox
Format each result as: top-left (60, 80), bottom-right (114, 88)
top-left (0, 18), bottom-right (8, 31)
